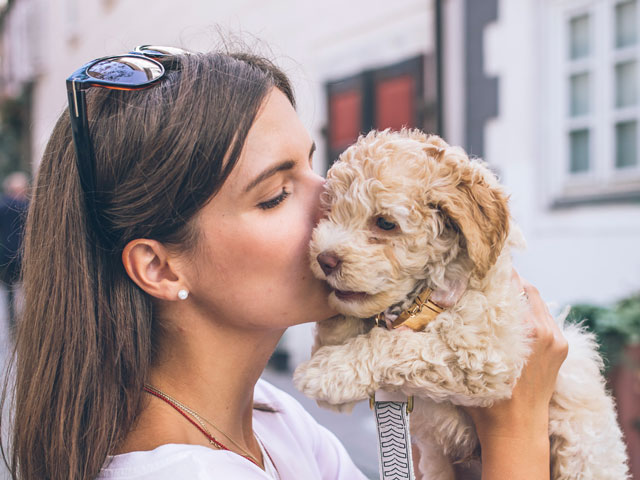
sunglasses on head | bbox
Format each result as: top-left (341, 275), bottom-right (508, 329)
top-left (65, 45), bottom-right (191, 240)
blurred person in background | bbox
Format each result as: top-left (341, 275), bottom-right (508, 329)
top-left (0, 171), bottom-right (29, 336)
top-left (0, 47), bottom-right (567, 479)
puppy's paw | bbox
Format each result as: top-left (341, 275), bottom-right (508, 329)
top-left (293, 346), bottom-right (372, 406)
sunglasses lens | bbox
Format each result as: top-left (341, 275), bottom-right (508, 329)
top-left (134, 45), bottom-right (191, 57)
top-left (87, 56), bottom-right (164, 85)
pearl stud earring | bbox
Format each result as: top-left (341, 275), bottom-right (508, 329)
top-left (178, 289), bottom-right (189, 300)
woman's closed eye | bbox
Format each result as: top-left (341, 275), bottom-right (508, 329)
top-left (258, 187), bottom-right (290, 210)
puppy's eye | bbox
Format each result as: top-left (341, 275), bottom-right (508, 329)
top-left (376, 217), bottom-right (397, 231)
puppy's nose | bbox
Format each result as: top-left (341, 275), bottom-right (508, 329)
top-left (317, 251), bottom-right (342, 276)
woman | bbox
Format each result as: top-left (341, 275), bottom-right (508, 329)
top-left (2, 48), bottom-right (567, 479)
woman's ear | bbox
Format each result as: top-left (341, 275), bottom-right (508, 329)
top-left (122, 239), bottom-right (187, 301)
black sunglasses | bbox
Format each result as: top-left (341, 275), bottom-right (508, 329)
top-left (65, 45), bottom-right (191, 240)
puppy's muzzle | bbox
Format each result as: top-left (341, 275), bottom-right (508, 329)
top-left (317, 251), bottom-right (341, 276)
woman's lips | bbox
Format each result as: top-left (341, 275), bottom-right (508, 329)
top-left (334, 289), bottom-right (368, 301)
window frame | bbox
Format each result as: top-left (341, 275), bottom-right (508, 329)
top-left (547, 0), bottom-right (640, 207)
top-left (324, 55), bottom-right (430, 169)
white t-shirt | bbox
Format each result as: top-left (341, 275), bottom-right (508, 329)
top-left (97, 379), bottom-right (368, 479)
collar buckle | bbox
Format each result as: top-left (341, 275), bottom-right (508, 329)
top-left (374, 286), bottom-right (445, 332)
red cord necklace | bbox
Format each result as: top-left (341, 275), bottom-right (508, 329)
top-left (143, 385), bottom-right (261, 468)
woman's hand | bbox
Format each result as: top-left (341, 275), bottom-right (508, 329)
top-left (464, 270), bottom-right (569, 480)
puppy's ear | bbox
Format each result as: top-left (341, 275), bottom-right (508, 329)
top-left (425, 138), bottom-right (510, 279)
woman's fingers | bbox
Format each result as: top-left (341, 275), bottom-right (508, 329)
top-left (513, 269), bottom-right (568, 358)
top-left (510, 270), bottom-right (569, 414)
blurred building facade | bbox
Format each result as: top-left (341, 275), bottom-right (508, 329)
top-left (1, 0), bottom-right (636, 301)
top-left (0, 0), bottom-right (37, 177)
top-left (1, 0), bottom-right (639, 472)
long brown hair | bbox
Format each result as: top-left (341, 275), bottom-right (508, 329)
top-left (1, 50), bottom-right (294, 479)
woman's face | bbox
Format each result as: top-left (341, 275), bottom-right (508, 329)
top-left (184, 88), bottom-right (335, 329)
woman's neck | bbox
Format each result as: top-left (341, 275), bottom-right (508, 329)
top-left (117, 307), bottom-right (284, 457)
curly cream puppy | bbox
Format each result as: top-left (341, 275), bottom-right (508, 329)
top-left (294, 129), bottom-right (629, 479)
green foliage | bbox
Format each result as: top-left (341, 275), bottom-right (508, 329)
top-left (568, 293), bottom-right (640, 371)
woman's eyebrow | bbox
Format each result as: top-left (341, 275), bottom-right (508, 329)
top-left (244, 160), bottom-right (296, 193)
top-left (244, 141), bottom-right (316, 193)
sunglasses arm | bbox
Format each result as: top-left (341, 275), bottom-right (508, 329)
top-left (66, 83), bottom-right (98, 214)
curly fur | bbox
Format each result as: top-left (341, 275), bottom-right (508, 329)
top-left (293, 129), bottom-right (629, 479)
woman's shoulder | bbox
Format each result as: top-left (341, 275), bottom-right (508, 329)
top-left (96, 380), bottom-right (312, 480)
top-left (252, 378), bottom-right (327, 443)
top-left (98, 443), bottom-right (268, 480)
top-left (252, 379), bottom-right (368, 480)
top-left (254, 377), bottom-right (304, 411)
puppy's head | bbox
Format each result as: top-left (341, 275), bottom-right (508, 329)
top-left (310, 129), bottom-right (510, 318)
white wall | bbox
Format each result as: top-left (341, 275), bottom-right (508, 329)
top-left (29, 0), bottom-right (435, 174)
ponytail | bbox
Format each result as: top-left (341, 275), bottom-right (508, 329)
top-left (4, 114), bottom-right (152, 479)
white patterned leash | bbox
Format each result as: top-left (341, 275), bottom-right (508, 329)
top-left (370, 391), bottom-right (415, 480)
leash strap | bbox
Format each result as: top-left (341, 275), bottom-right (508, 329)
top-left (372, 391), bottom-right (415, 480)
